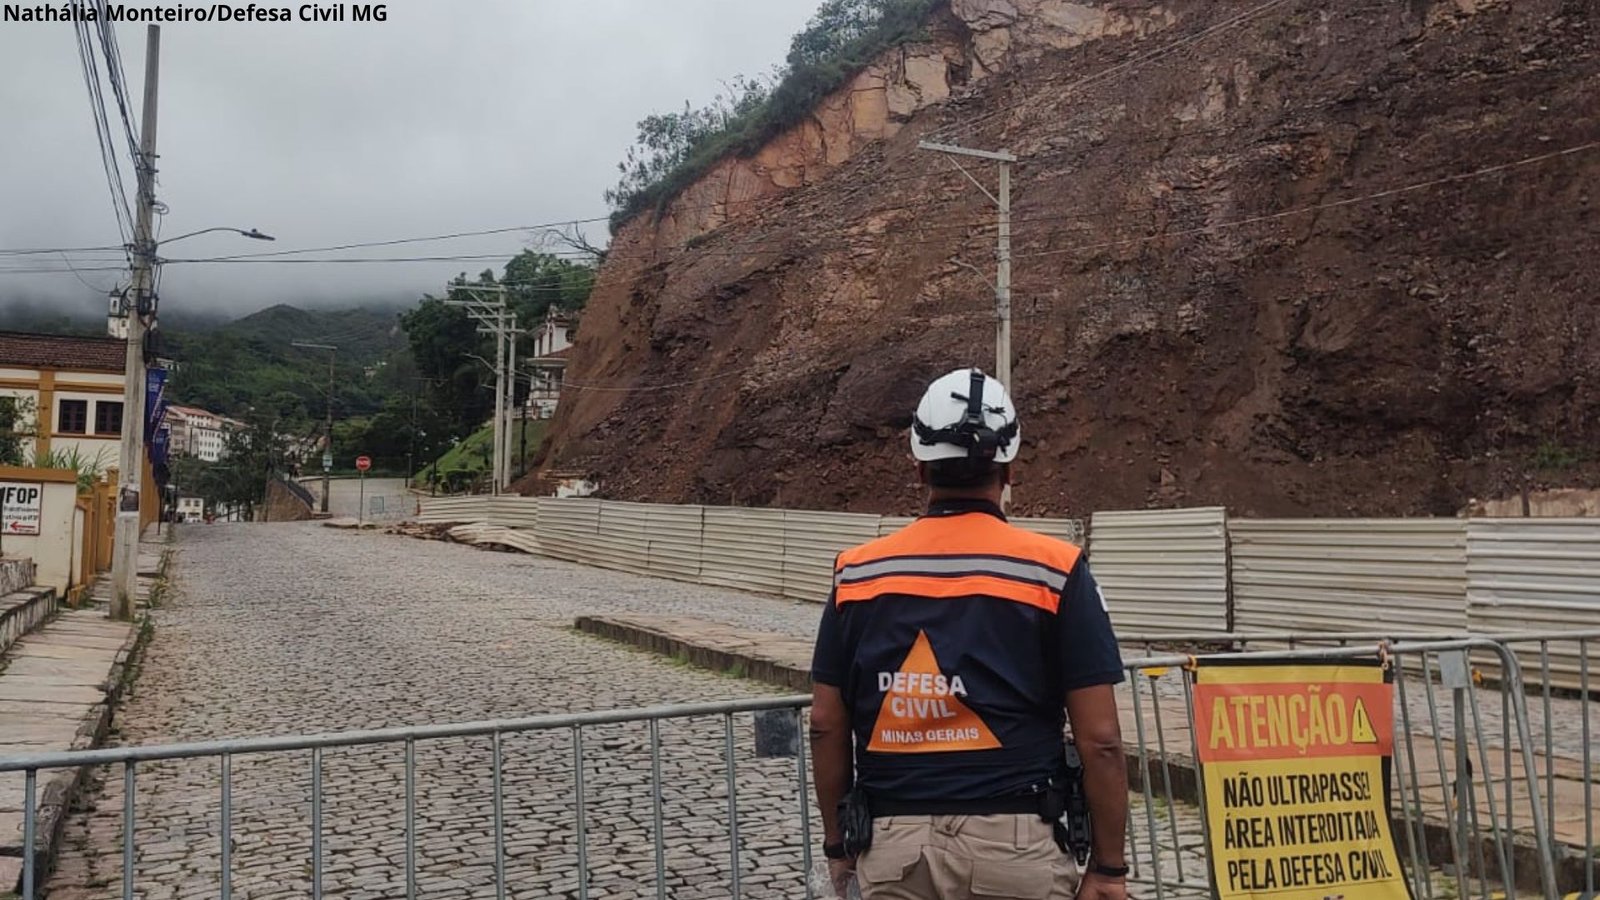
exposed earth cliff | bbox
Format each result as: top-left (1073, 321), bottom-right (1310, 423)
top-left (534, 0), bottom-right (1600, 517)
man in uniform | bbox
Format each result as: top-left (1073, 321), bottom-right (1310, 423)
top-left (810, 368), bottom-right (1129, 900)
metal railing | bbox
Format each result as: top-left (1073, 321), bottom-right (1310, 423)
top-left (1, 696), bottom-right (815, 900)
top-left (4, 637), bottom-right (1595, 900)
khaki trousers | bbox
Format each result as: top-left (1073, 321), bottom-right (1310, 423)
top-left (855, 814), bottom-right (1081, 899)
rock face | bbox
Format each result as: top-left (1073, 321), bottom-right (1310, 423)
top-left (537, 0), bottom-right (1600, 517)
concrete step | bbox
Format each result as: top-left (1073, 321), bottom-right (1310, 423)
top-left (0, 587), bottom-right (59, 658)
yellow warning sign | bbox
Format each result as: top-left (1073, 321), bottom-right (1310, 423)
top-left (1192, 660), bottom-right (1412, 900)
top-left (1351, 698), bottom-right (1378, 745)
top-left (867, 630), bottom-right (999, 753)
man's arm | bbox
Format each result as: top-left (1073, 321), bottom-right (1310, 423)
top-left (1065, 683), bottom-right (1127, 868)
top-left (810, 683), bottom-right (852, 846)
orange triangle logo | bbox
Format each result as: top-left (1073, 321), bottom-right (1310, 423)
top-left (867, 630), bottom-right (1001, 753)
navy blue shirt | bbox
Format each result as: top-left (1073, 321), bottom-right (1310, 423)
top-left (812, 500), bottom-right (1123, 801)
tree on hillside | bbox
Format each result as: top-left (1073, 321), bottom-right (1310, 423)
top-left (503, 250), bottom-right (596, 325)
top-left (603, 0), bottom-right (941, 227)
top-left (400, 295), bottom-right (492, 442)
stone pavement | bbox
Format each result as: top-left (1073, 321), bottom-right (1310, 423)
top-left (82, 535), bottom-right (166, 610)
top-left (44, 524), bottom-right (826, 900)
top-left (0, 609), bottom-right (141, 893)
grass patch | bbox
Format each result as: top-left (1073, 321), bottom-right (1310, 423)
top-left (419, 418), bottom-right (546, 492)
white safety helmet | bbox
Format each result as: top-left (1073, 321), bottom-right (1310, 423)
top-left (909, 368), bottom-right (1021, 464)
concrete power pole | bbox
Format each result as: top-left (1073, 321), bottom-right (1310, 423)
top-left (916, 141), bottom-right (1018, 390)
top-left (292, 342), bottom-right (337, 512)
top-left (444, 287), bottom-right (512, 493)
top-left (110, 25), bottom-right (161, 622)
top-left (492, 311), bottom-right (505, 494)
top-left (502, 315), bottom-right (517, 489)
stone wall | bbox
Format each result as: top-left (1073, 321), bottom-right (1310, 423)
top-left (0, 557), bottom-right (35, 596)
top-left (263, 478), bottom-right (315, 522)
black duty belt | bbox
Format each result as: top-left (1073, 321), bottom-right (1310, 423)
top-left (870, 795), bottom-right (1041, 818)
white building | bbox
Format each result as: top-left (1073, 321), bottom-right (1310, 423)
top-left (526, 311), bottom-right (577, 418)
top-left (176, 496), bottom-right (204, 523)
top-left (166, 405), bottom-right (229, 463)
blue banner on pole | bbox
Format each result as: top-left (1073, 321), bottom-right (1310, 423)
top-left (151, 423), bottom-right (170, 467)
top-left (145, 367), bottom-right (168, 442)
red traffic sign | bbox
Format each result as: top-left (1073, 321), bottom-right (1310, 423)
top-left (355, 456), bottom-right (372, 472)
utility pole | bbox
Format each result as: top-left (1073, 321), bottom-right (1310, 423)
top-left (916, 141), bottom-right (1018, 390)
top-left (406, 383), bottom-right (418, 489)
top-left (110, 25), bottom-right (161, 622)
top-left (292, 341), bottom-right (337, 512)
top-left (503, 317), bottom-right (517, 489)
top-left (493, 311), bottom-right (506, 493)
top-left (443, 286), bottom-right (513, 494)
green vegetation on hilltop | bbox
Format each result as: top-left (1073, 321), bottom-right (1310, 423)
top-left (605, 0), bottom-right (943, 230)
top-left (163, 304), bottom-right (406, 429)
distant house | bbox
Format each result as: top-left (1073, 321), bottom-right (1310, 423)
top-left (176, 496), bottom-right (204, 523)
top-left (0, 330), bottom-right (130, 472)
top-left (527, 311), bottom-right (576, 418)
top-left (166, 405), bottom-right (228, 462)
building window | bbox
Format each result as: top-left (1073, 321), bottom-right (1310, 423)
top-left (58, 399), bottom-right (88, 434)
top-left (94, 401), bottom-right (124, 436)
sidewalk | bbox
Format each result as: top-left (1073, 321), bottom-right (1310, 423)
top-left (0, 610), bottom-right (144, 892)
top-left (577, 612), bottom-right (1599, 893)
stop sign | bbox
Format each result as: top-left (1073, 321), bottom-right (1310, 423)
top-left (355, 456), bottom-right (372, 472)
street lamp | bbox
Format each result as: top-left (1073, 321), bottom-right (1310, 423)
top-left (109, 223), bottom-right (277, 621)
top-left (155, 226), bottom-right (275, 248)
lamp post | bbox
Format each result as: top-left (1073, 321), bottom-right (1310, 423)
top-left (110, 225), bottom-right (273, 621)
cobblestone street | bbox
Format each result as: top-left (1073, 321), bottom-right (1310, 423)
top-left (41, 523), bottom-right (1210, 900)
top-left (44, 523), bottom-right (824, 900)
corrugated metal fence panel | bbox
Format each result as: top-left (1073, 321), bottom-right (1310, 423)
top-left (489, 496), bottom-right (541, 531)
top-left (879, 516), bottom-right (917, 536)
top-left (1016, 517), bottom-right (1087, 546)
top-left (1087, 507), bottom-right (1229, 634)
top-left (417, 496), bottom-right (492, 524)
top-left (782, 510), bottom-right (882, 603)
top-left (1467, 518), bottom-right (1600, 689)
top-left (534, 498), bottom-right (601, 563)
top-left (645, 504), bottom-right (704, 582)
top-left (592, 501), bottom-right (651, 575)
top-left (701, 508), bottom-right (787, 596)
top-left (1230, 519), bottom-right (1467, 635)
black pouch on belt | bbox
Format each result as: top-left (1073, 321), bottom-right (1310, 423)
top-left (839, 787), bottom-right (874, 857)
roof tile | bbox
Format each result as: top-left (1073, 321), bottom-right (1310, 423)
top-left (0, 331), bottom-right (127, 373)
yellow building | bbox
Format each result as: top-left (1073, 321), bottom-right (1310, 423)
top-left (0, 331), bottom-right (158, 545)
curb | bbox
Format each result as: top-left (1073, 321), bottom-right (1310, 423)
top-left (5, 615), bottom-right (153, 895)
top-left (575, 615), bottom-right (813, 693)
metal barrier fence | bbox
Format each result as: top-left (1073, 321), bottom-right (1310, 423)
top-left (415, 497), bottom-right (1600, 651)
top-left (5, 636), bottom-right (1596, 900)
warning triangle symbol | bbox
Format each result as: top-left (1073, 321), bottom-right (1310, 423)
top-left (1351, 698), bottom-right (1379, 745)
top-left (868, 631), bottom-right (1001, 754)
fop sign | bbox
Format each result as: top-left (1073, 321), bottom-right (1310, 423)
top-left (1, 482), bottom-right (42, 535)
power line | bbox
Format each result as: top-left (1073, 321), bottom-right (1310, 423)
top-left (8, 132), bottom-right (1589, 288)
top-left (1015, 139), bottom-right (1600, 259)
top-left (176, 217), bottom-right (611, 262)
top-left (91, 1), bottom-right (141, 165)
top-left (71, 16), bottom-right (136, 249)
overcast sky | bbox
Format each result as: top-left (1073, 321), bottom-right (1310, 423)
top-left (0, 0), bottom-right (819, 317)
